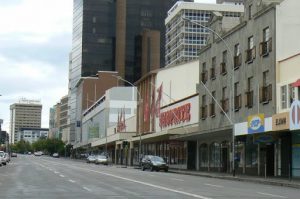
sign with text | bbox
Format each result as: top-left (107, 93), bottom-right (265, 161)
top-left (290, 100), bottom-right (300, 130)
top-left (248, 114), bottom-right (265, 134)
top-left (272, 112), bottom-right (289, 131)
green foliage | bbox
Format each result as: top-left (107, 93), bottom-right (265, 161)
top-left (12, 138), bottom-right (66, 155)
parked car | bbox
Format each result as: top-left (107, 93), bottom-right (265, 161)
top-left (4, 153), bottom-right (10, 163)
top-left (86, 155), bottom-right (96, 163)
top-left (28, 152), bottom-right (32, 155)
top-left (141, 155), bottom-right (168, 172)
top-left (52, 153), bottom-right (59, 158)
top-left (0, 151), bottom-right (6, 166)
top-left (11, 152), bottom-right (17, 157)
top-left (34, 151), bottom-right (43, 156)
top-left (95, 155), bottom-right (108, 165)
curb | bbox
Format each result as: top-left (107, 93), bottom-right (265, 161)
top-left (168, 170), bottom-right (300, 189)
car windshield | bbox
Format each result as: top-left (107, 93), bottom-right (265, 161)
top-left (150, 156), bottom-right (164, 162)
top-left (97, 155), bottom-right (106, 159)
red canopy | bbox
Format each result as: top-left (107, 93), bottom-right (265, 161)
top-left (292, 79), bottom-right (300, 87)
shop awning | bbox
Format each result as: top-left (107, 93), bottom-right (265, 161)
top-left (292, 79), bottom-right (300, 87)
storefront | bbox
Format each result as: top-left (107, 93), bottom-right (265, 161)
top-left (290, 100), bottom-right (300, 178)
top-left (235, 113), bottom-right (292, 177)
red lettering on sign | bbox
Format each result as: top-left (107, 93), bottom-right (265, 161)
top-left (159, 103), bottom-right (191, 129)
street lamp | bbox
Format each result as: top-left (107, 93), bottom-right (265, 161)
top-left (182, 17), bottom-right (236, 176)
top-left (112, 75), bottom-right (143, 166)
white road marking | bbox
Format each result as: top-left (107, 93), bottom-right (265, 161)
top-left (257, 192), bottom-right (288, 198)
top-left (171, 178), bottom-right (184, 182)
top-left (54, 171), bottom-right (59, 174)
top-left (69, 179), bottom-right (76, 183)
top-left (204, 184), bottom-right (224, 188)
top-left (40, 160), bottom-right (212, 199)
top-left (59, 174), bottom-right (65, 178)
top-left (83, 187), bottom-right (92, 192)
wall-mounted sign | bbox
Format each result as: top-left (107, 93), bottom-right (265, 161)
top-left (248, 114), bottom-right (265, 134)
top-left (159, 103), bottom-right (191, 129)
top-left (290, 100), bottom-right (300, 130)
top-left (272, 112), bottom-right (289, 131)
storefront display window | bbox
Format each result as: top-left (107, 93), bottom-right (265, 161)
top-left (246, 138), bottom-right (258, 168)
top-left (236, 141), bottom-right (245, 168)
top-left (209, 142), bottom-right (220, 168)
top-left (199, 143), bottom-right (208, 167)
top-left (292, 131), bottom-right (300, 177)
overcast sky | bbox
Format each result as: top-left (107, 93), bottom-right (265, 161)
top-left (0, 0), bottom-right (215, 133)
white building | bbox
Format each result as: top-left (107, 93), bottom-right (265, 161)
top-left (165, 1), bottom-right (243, 67)
top-left (18, 128), bottom-right (49, 144)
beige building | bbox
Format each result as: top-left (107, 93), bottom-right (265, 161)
top-left (10, 99), bottom-right (42, 144)
top-left (276, 53), bottom-right (300, 113)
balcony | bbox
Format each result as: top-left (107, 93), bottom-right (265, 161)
top-left (210, 68), bottom-right (216, 80)
top-left (209, 103), bottom-right (215, 117)
top-left (220, 98), bottom-right (229, 113)
top-left (245, 47), bottom-right (256, 64)
top-left (201, 105), bottom-right (208, 120)
top-left (233, 54), bottom-right (242, 70)
top-left (201, 70), bottom-right (208, 83)
top-left (234, 95), bottom-right (242, 111)
top-left (220, 62), bottom-right (227, 75)
top-left (245, 90), bottom-right (254, 108)
top-left (260, 38), bottom-right (272, 57)
top-left (260, 84), bottom-right (272, 104)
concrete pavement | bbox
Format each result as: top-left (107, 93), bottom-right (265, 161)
top-left (1, 155), bottom-right (300, 199)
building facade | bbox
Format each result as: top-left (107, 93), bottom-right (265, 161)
top-left (18, 128), bottom-right (49, 144)
top-left (165, 1), bottom-right (243, 67)
top-left (68, 0), bottom-right (178, 146)
top-left (190, 0), bottom-right (300, 176)
top-left (9, 99), bottom-right (42, 144)
top-left (217, 0), bottom-right (244, 5)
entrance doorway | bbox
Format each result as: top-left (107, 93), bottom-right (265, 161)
top-left (260, 143), bottom-right (275, 176)
top-left (187, 141), bottom-right (196, 170)
top-left (221, 146), bottom-right (228, 172)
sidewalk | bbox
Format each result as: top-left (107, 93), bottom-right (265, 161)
top-left (167, 168), bottom-right (300, 189)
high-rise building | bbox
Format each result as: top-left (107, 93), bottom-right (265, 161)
top-left (165, 1), bottom-right (243, 67)
top-left (9, 99), bottom-right (42, 144)
top-left (68, 0), bottom-right (180, 145)
top-left (217, 0), bottom-right (244, 5)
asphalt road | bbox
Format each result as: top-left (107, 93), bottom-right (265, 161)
top-left (1, 155), bottom-right (300, 199)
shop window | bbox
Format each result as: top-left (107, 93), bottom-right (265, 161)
top-left (281, 85), bottom-right (287, 109)
top-left (199, 143), bottom-right (208, 168)
top-left (209, 142), bottom-right (220, 169)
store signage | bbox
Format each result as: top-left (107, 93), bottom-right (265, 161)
top-left (159, 103), bottom-right (191, 128)
top-left (272, 112), bottom-right (289, 131)
top-left (248, 114), bottom-right (265, 134)
top-left (290, 100), bottom-right (300, 130)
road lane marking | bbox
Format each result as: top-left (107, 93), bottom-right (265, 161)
top-left (59, 174), bottom-right (65, 178)
top-left (39, 160), bottom-right (212, 199)
top-left (69, 179), bottom-right (76, 183)
top-left (83, 187), bottom-right (92, 192)
top-left (54, 171), bottom-right (59, 174)
top-left (204, 184), bottom-right (224, 188)
top-left (171, 178), bottom-right (184, 182)
top-left (257, 192), bottom-right (288, 198)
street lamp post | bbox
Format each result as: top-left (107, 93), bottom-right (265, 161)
top-left (112, 75), bottom-right (143, 167)
top-left (182, 17), bottom-right (236, 176)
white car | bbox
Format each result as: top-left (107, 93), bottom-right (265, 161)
top-left (0, 151), bottom-right (6, 166)
top-left (4, 153), bottom-right (10, 163)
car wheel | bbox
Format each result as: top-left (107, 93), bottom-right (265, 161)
top-left (150, 166), bottom-right (154, 172)
top-left (141, 165), bottom-right (145, 171)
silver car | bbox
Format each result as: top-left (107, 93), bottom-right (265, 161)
top-left (95, 155), bottom-right (108, 165)
top-left (0, 151), bottom-right (6, 166)
top-left (4, 153), bottom-right (10, 163)
top-left (86, 155), bottom-right (96, 163)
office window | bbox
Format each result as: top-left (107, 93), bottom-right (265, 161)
top-left (234, 43), bottom-right (240, 56)
top-left (263, 27), bottom-right (270, 42)
top-left (281, 85), bottom-right (287, 109)
top-left (248, 36), bottom-right (254, 49)
top-left (249, 4), bottom-right (252, 19)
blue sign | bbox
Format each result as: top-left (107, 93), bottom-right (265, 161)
top-left (248, 114), bottom-right (265, 134)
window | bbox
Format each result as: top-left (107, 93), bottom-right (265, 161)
top-left (260, 71), bottom-right (272, 103)
top-left (263, 70), bottom-right (268, 86)
top-left (210, 91), bottom-right (216, 117)
top-left (260, 27), bottom-right (272, 56)
top-left (211, 57), bottom-right (216, 80)
top-left (246, 36), bottom-right (255, 63)
top-left (289, 84), bottom-right (296, 107)
top-left (281, 86), bottom-right (287, 109)
top-left (221, 87), bottom-right (229, 113)
top-left (222, 51), bottom-right (227, 63)
top-left (201, 95), bottom-right (207, 119)
top-left (248, 4), bottom-right (252, 19)
top-left (248, 36), bottom-right (254, 49)
top-left (202, 62), bottom-right (208, 83)
top-left (234, 82), bottom-right (241, 111)
top-left (234, 43), bottom-right (240, 56)
top-left (246, 77), bottom-right (254, 108)
top-left (263, 27), bottom-right (270, 42)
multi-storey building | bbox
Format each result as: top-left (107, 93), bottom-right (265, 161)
top-left (18, 128), bottom-right (49, 144)
top-left (68, 0), bottom-right (179, 146)
top-left (217, 0), bottom-right (244, 5)
top-left (59, 95), bottom-right (69, 143)
top-left (187, 0), bottom-right (300, 177)
top-left (49, 103), bottom-right (60, 139)
top-left (165, 1), bottom-right (243, 67)
top-left (9, 99), bottom-right (42, 144)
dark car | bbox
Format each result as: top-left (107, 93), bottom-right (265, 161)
top-left (141, 155), bottom-right (168, 172)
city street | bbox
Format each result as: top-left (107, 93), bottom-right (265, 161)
top-left (0, 155), bottom-right (300, 199)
